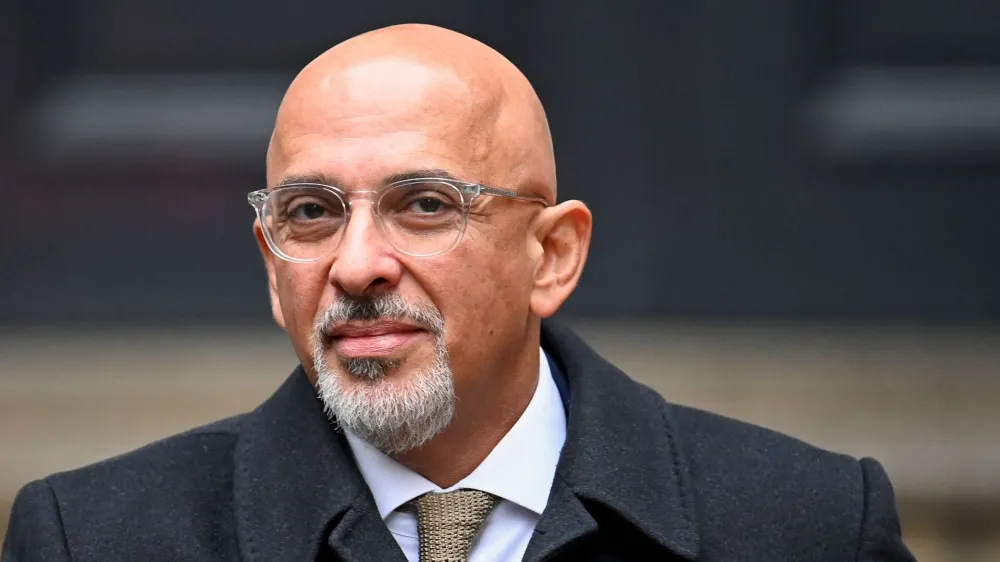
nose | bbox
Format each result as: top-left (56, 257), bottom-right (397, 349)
top-left (328, 200), bottom-right (403, 296)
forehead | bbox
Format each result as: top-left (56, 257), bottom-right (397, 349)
top-left (335, 58), bottom-right (469, 119)
top-left (269, 131), bottom-right (484, 190)
top-left (268, 57), bottom-right (504, 186)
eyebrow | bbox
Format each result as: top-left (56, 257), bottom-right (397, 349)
top-left (384, 168), bottom-right (463, 184)
top-left (274, 168), bottom-right (465, 189)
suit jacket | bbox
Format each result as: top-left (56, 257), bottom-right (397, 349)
top-left (3, 322), bottom-right (915, 561)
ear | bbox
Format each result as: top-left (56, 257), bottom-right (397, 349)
top-left (253, 219), bottom-right (287, 330)
top-left (528, 200), bottom-right (592, 318)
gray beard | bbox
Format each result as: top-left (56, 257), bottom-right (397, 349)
top-left (342, 357), bottom-right (401, 381)
top-left (311, 296), bottom-right (456, 454)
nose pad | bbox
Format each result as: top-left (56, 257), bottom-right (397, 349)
top-left (338, 196), bottom-right (389, 251)
top-left (342, 190), bottom-right (380, 217)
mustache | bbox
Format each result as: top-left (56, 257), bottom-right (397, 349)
top-left (314, 293), bottom-right (446, 340)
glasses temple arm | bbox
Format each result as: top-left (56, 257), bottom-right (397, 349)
top-left (476, 185), bottom-right (551, 206)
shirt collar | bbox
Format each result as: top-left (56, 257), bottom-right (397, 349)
top-left (345, 347), bottom-right (567, 519)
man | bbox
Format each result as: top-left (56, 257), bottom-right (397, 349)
top-left (3, 24), bottom-right (915, 562)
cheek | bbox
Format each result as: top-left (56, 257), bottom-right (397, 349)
top-left (421, 231), bottom-right (532, 357)
top-left (276, 263), bottom-right (330, 356)
top-left (479, 224), bottom-right (535, 307)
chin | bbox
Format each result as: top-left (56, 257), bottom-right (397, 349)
top-left (333, 339), bottom-right (439, 381)
top-left (338, 355), bottom-right (404, 382)
top-left (314, 344), bottom-right (458, 453)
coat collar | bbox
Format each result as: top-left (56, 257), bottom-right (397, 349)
top-left (540, 321), bottom-right (701, 560)
top-left (232, 320), bottom-right (699, 561)
top-left (233, 367), bottom-right (406, 562)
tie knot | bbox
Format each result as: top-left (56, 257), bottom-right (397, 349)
top-left (409, 489), bottom-right (499, 562)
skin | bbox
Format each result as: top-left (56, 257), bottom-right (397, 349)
top-left (256, 23), bottom-right (592, 487)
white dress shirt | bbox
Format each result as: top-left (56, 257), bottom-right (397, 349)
top-left (344, 348), bottom-right (567, 562)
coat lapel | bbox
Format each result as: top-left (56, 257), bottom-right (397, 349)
top-left (325, 497), bottom-right (408, 562)
top-left (520, 478), bottom-right (597, 562)
top-left (233, 366), bottom-right (406, 562)
top-left (232, 323), bottom-right (699, 561)
top-left (536, 321), bottom-right (701, 560)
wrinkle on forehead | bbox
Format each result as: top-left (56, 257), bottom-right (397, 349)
top-left (269, 24), bottom-right (555, 200)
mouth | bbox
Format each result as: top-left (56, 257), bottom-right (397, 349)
top-left (326, 321), bottom-right (427, 357)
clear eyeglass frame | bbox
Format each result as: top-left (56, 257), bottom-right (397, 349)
top-left (247, 177), bottom-right (550, 262)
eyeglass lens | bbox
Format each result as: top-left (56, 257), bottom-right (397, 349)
top-left (261, 181), bottom-right (467, 259)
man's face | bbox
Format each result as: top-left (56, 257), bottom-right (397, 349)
top-left (260, 58), bottom-right (540, 452)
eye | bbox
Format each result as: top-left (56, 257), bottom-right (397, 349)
top-left (407, 196), bottom-right (447, 214)
top-left (392, 183), bottom-right (462, 216)
top-left (380, 182), bottom-right (463, 225)
top-left (290, 202), bottom-right (328, 220)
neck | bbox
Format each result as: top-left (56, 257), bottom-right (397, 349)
top-left (393, 340), bottom-right (540, 488)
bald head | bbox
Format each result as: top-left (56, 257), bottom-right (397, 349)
top-left (255, 27), bottom-right (592, 468)
top-left (268, 24), bottom-right (556, 201)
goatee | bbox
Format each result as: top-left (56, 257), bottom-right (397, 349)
top-left (310, 293), bottom-right (455, 454)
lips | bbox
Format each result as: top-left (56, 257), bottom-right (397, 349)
top-left (327, 321), bottom-right (425, 357)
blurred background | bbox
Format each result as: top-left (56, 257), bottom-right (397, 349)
top-left (2, 1), bottom-right (999, 559)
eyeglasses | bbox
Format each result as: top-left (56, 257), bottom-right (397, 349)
top-left (248, 177), bottom-right (549, 262)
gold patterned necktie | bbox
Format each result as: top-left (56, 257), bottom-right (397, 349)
top-left (408, 489), bottom-right (500, 562)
